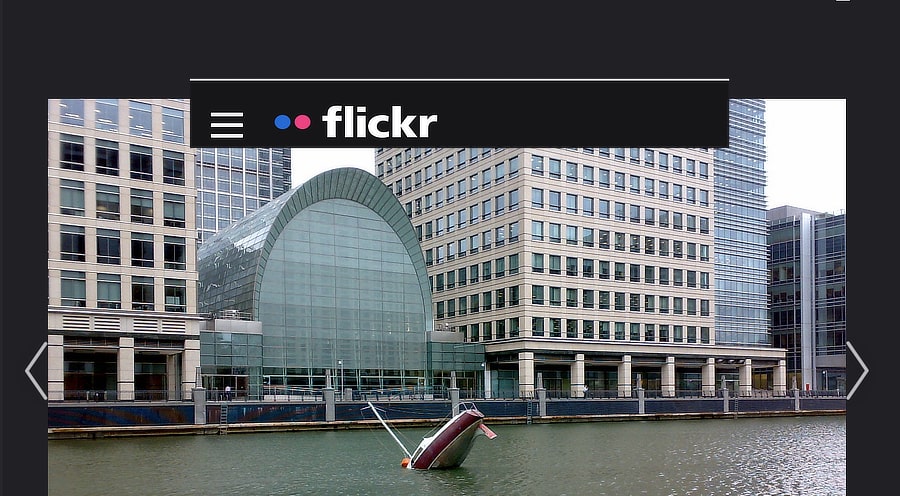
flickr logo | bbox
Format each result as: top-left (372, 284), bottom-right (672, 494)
top-left (274, 106), bottom-right (438, 139)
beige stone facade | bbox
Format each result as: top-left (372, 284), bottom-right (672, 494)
top-left (377, 147), bottom-right (785, 398)
top-left (47, 99), bottom-right (202, 401)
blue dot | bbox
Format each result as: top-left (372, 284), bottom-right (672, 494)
top-left (274, 114), bottom-right (291, 130)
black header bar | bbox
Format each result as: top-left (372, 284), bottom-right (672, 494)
top-left (189, 79), bottom-right (729, 148)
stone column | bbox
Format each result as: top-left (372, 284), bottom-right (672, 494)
top-left (739, 359), bottom-right (753, 397)
top-left (519, 351), bottom-right (535, 398)
top-left (661, 356), bottom-right (676, 397)
top-left (774, 360), bottom-right (787, 397)
top-left (47, 334), bottom-right (65, 401)
top-left (701, 358), bottom-right (716, 397)
top-left (617, 355), bottom-right (632, 398)
top-left (118, 337), bottom-right (135, 401)
top-left (571, 353), bottom-right (586, 398)
top-left (182, 339), bottom-right (200, 400)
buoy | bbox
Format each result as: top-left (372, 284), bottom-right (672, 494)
top-left (401, 457), bottom-right (410, 468)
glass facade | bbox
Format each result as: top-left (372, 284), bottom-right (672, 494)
top-left (768, 208), bottom-right (846, 392)
top-left (713, 99), bottom-right (770, 346)
top-left (198, 168), bottom-right (433, 392)
top-left (195, 147), bottom-right (292, 244)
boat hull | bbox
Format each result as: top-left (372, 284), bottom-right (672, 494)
top-left (409, 409), bottom-right (485, 470)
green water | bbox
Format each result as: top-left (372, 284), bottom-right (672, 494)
top-left (48, 415), bottom-right (845, 496)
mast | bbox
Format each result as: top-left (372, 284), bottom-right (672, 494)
top-left (366, 402), bottom-right (412, 459)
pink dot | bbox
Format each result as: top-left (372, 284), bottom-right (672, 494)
top-left (294, 114), bottom-right (311, 130)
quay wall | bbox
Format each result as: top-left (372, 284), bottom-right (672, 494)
top-left (48, 396), bottom-right (846, 438)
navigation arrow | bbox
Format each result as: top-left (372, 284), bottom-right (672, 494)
top-left (846, 341), bottom-right (868, 400)
top-left (25, 341), bottom-right (48, 401)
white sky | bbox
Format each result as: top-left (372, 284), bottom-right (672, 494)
top-left (291, 99), bottom-right (847, 214)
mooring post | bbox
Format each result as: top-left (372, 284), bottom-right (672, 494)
top-left (324, 369), bottom-right (335, 422)
top-left (536, 372), bottom-right (547, 417)
top-left (450, 371), bottom-right (461, 415)
top-left (192, 366), bottom-right (206, 425)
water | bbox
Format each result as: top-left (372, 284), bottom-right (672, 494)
top-left (48, 415), bottom-right (845, 496)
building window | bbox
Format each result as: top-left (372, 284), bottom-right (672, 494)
top-left (583, 289), bottom-right (595, 309)
top-left (614, 202), bottom-right (625, 221)
top-left (164, 236), bottom-right (186, 270)
top-left (60, 179), bottom-right (85, 216)
top-left (531, 221), bottom-right (544, 241)
top-left (598, 168), bottom-right (610, 188)
top-left (95, 139), bottom-right (119, 176)
top-left (162, 107), bottom-right (185, 143)
top-left (60, 270), bottom-right (86, 307)
top-left (659, 325), bottom-right (669, 342)
top-left (566, 161), bottom-right (578, 182)
top-left (549, 158), bottom-right (561, 178)
top-left (94, 98), bottom-right (118, 131)
top-left (599, 321), bottom-right (611, 339)
top-left (531, 187), bottom-right (544, 208)
top-left (566, 193), bottom-right (578, 214)
top-left (532, 253), bottom-right (544, 273)
top-left (549, 191), bottom-right (561, 211)
top-left (129, 100), bottom-right (153, 137)
top-left (96, 229), bottom-right (121, 265)
top-left (644, 295), bottom-right (655, 313)
top-left (629, 293), bottom-right (641, 312)
top-left (566, 256), bottom-right (578, 276)
top-left (630, 235), bottom-right (641, 253)
top-left (645, 323), bottom-right (655, 341)
top-left (130, 145), bottom-right (153, 181)
top-left (164, 278), bottom-right (187, 312)
top-left (97, 273), bottom-right (122, 309)
top-left (131, 232), bottom-right (154, 268)
top-left (566, 288), bottom-right (577, 308)
top-left (614, 292), bottom-right (626, 311)
top-left (582, 320), bottom-right (594, 339)
top-left (60, 225), bottom-right (85, 262)
top-left (615, 322), bottom-right (626, 340)
top-left (550, 318), bottom-right (562, 337)
top-left (532, 285), bottom-right (545, 305)
top-left (583, 259), bottom-right (594, 277)
top-left (60, 134), bottom-right (84, 171)
top-left (163, 193), bottom-right (186, 228)
top-left (615, 232), bottom-right (626, 251)
top-left (630, 322), bottom-right (641, 340)
top-left (549, 255), bottom-right (561, 275)
top-left (532, 317), bottom-right (545, 337)
top-left (582, 228), bottom-right (594, 248)
top-left (630, 263), bottom-right (641, 282)
top-left (97, 184), bottom-right (119, 220)
top-left (130, 189), bottom-right (154, 224)
top-left (132, 276), bottom-right (155, 311)
top-left (163, 151), bottom-right (185, 185)
top-left (59, 99), bottom-right (84, 126)
top-left (549, 223), bottom-right (561, 243)
top-left (598, 200), bottom-right (610, 219)
top-left (598, 291), bottom-right (610, 309)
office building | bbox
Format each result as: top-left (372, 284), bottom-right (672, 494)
top-left (196, 167), bottom-right (479, 397)
top-left (713, 99), bottom-right (770, 346)
top-left (768, 205), bottom-right (846, 392)
top-left (377, 146), bottom-right (786, 398)
top-left (194, 146), bottom-right (291, 244)
top-left (47, 98), bottom-right (202, 401)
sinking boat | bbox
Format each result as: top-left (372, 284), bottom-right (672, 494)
top-left (365, 401), bottom-right (497, 470)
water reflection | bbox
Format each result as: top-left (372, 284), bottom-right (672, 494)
top-left (49, 415), bottom-right (845, 496)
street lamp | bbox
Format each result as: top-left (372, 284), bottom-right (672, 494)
top-left (822, 369), bottom-right (827, 392)
top-left (338, 360), bottom-right (344, 396)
